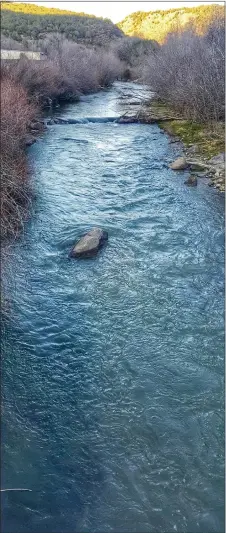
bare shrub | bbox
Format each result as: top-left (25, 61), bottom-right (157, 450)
top-left (5, 38), bottom-right (123, 107)
top-left (1, 34), bottom-right (24, 50)
top-left (111, 36), bottom-right (159, 66)
top-left (93, 50), bottom-right (123, 87)
top-left (1, 76), bottom-right (37, 240)
top-left (5, 56), bottom-right (71, 105)
top-left (1, 39), bottom-right (123, 241)
top-left (142, 21), bottom-right (225, 122)
top-left (48, 39), bottom-right (123, 92)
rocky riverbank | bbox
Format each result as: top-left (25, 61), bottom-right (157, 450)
top-left (25, 118), bottom-right (47, 147)
top-left (137, 100), bottom-right (225, 192)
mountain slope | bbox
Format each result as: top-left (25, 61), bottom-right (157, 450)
top-left (1, 2), bottom-right (96, 17)
top-left (1, 2), bottom-right (124, 46)
top-left (118, 4), bottom-right (224, 42)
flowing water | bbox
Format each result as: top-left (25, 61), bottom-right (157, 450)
top-left (1, 82), bottom-right (225, 533)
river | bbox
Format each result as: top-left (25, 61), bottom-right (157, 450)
top-left (1, 82), bottom-right (224, 533)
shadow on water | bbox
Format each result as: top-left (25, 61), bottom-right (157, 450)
top-left (2, 322), bottom-right (105, 533)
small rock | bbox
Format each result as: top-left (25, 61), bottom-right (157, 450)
top-left (25, 137), bottom-right (36, 147)
top-left (30, 120), bottom-right (45, 132)
top-left (118, 117), bottom-right (138, 124)
top-left (169, 157), bottom-right (188, 170)
top-left (69, 228), bottom-right (108, 258)
top-left (195, 172), bottom-right (207, 178)
top-left (187, 160), bottom-right (210, 171)
top-left (187, 144), bottom-right (199, 154)
top-left (184, 175), bottom-right (198, 187)
top-left (208, 153), bottom-right (225, 165)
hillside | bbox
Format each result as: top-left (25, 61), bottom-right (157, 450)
top-left (1, 2), bottom-right (124, 47)
top-left (118, 4), bottom-right (225, 42)
top-left (1, 2), bottom-right (94, 16)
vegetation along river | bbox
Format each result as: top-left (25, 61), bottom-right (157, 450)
top-left (1, 82), bottom-right (224, 533)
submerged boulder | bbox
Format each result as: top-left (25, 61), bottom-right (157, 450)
top-left (69, 228), bottom-right (108, 258)
top-left (184, 175), bottom-right (198, 187)
top-left (169, 157), bottom-right (188, 170)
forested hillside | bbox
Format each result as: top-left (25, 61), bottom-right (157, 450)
top-left (118, 4), bottom-right (224, 42)
top-left (1, 2), bottom-right (124, 46)
top-left (1, 2), bottom-right (95, 16)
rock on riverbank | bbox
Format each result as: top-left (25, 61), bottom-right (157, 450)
top-left (169, 157), bottom-right (188, 170)
top-left (169, 154), bottom-right (225, 191)
top-left (137, 99), bottom-right (225, 192)
top-left (25, 119), bottom-right (47, 147)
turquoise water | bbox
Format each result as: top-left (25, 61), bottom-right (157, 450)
top-left (1, 83), bottom-right (224, 533)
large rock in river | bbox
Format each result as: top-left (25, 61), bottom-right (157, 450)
top-left (69, 228), bottom-right (108, 258)
top-left (169, 157), bottom-right (188, 170)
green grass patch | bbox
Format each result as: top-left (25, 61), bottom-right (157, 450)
top-left (151, 101), bottom-right (225, 158)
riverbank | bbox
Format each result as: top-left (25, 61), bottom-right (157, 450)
top-left (137, 99), bottom-right (225, 192)
top-left (1, 45), bottom-right (124, 242)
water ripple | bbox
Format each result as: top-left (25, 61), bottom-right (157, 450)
top-left (2, 82), bottom-right (224, 533)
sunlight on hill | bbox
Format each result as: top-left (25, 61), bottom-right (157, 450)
top-left (1, 2), bottom-right (96, 18)
top-left (118, 4), bottom-right (225, 42)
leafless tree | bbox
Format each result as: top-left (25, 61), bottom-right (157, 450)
top-left (142, 20), bottom-right (225, 122)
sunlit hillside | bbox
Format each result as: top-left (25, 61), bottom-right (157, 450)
top-left (118, 4), bottom-right (225, 42)
top-left (1, 2), bottom-right (96, 17)
top-left (1, 2), bottom-right (124, 46)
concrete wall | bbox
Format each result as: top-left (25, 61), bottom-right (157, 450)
top-left (1, 50), bottom-right (45, 60)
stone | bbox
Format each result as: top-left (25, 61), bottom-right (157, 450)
top-left (118, 117), bottom-right (138, 124)
top-left (46, 118), bottom-right (56, 125)
top-left (169, 157), bottom-right (188, 170)
top-left (30, 120), bottom-right (45, 132)
top-left (187, 144), bottom-right (199, 154)
top-left (195, 171), bottom-right (208, 178)
top-left (187, 160), bottom-right (210, 171)
top-left (69, 228), bottom-right (108, 258)
top-left (184, 175), bottom-right (198, 187)
top-left (25, 136), bottom-right (36, 147)
top-left (208, 153), bottom-right (225, 165)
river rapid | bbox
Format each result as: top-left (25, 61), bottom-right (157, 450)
top-left (1, 82), bottom-right (224, 533)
